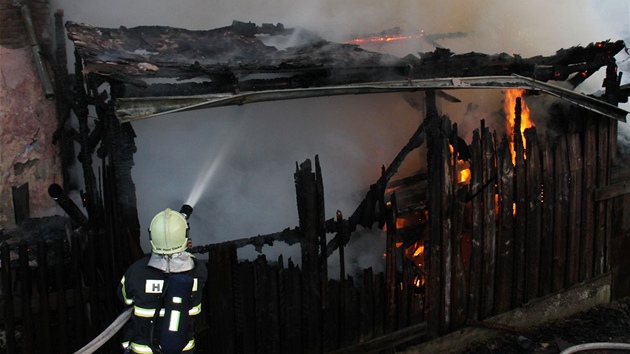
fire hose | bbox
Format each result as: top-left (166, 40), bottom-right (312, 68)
top-left (72, 307), bottom-right (132, 354)
top-left (559, 342), bottom-right (630, 353)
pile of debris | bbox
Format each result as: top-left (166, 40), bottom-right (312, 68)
top-left (462, 296), bottom-right (630, 353)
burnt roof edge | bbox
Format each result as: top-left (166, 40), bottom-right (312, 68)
top-left (115, 74), bottom-right (628, 123)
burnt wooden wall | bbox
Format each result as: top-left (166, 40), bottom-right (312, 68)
top-left (424, 97), bottom-right (620, 337)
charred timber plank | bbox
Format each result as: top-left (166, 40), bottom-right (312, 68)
top-left (326, 109), bottom-right (430, 257)
top-left (1, 243), bottom-right (17, 352)
top-left (540, 140), bottom-right (555, 296)
top-left (581, 116), bottom-right (597, 281)
top-left (481, 128), bottom-right (496, 317)
top-left (325, 322), bottom-right (428, 354)
top-left (19, 241), bottom-right (34, 353)
top-left (495, 135), bottom-right (515, 313)
top-left (514, 100), bottom-right (527, 307)
top-left (524, 128), bottom-right (542, 302)
top-left (567, 133), bottom-right (583, 285)
top-left (385, 194), bottom-right (398, 334)
top-left (552, 136), bottom-right (570, 292)
top-left (468, 127), bottom-right (483, 321)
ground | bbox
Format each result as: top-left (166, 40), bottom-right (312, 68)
top-left (461, 297), bottom-right (630, 353)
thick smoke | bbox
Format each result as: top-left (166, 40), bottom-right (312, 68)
top-left (51, 0), bottom-right (629, 274)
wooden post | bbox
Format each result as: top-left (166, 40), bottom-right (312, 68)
top-left (295, 158), bottom-right (322, 353)
top-left (54, 236), bottom-right (69, 354)
top-left (495, 135), bottom-right (514, 313)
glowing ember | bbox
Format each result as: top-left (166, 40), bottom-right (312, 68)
top-left (504, 89), bottom-right (534, 164)
top-left (347, 32), bottom-right (424, 44)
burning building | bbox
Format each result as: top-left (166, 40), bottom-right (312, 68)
top-left (2, 1), bottom-right (630, 353)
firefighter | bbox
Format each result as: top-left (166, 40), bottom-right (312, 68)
top-left (118, 207), bottom-right (208, 353)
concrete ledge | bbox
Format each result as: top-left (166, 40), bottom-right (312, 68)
top-left (401, 274), bottom-right (611, 354)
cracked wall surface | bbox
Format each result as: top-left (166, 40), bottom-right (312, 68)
top-left (0, 46), bottom-right (62, 229)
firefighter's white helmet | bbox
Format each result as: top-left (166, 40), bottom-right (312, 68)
top-left (149, 208), bottom-right (189, 254)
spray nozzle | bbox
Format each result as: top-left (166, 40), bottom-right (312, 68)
top-left (179, 204), bottom-right (193, 220)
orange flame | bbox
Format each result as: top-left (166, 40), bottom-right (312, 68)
top-left (460, 168), bottom-right (471, 183)
top-left (504, 89), bottom-right (534, 164)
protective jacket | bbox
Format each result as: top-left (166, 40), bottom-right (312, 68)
top-left (118, 253), bottom-right (208, 353)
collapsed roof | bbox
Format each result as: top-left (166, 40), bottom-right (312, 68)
top-left (65, 20), bottom-right (628, 122)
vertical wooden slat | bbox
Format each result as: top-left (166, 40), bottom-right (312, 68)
top-left (468, 128), bottom-right (483, 320)
top-left (19, 241), bottom-right (34, 354)
top-left (481, 127), bottom-right (496, 317)
top-left (234, 261), bottom-right (255, 354)
top-left (451, 186), bottom-right (468, 328)
top-left (254, 255), bottom-right (270, 354)
top-left (552, 136), bottom-right (570, 292)
top-left (54, 236), bottom-right (68, 354)
top-left (37, 241), bottom-right (52, 353)
top-left (451, 122), bottom-right (467, 329)
top-left (514, 99), bottom-right (527, 306)
top-left (581, 115), bottom-right (597, 281)
top-left (525, 128), bottom-right (542, 302)
top-left (495, 135), bottom-right (514, 313)
top-left (567, 132), bottom-right (583, 285)
top-left (605, 118), bottom-right (617, 272)
top-left (207, 245), bottom-right (237, 353)
top-left (440, 118), bottom-right (453, 331)
top-left (373, 272), bottom-right (385, 338)
top-left (361, 267), bottom-right (375, 341)
top-left (270, 264), bottom-right (281, 353)
top-left (286, 259), bottom-right (303, 353)
top-left (71, 234), bottom-right (85, 350)
top-left (1, 242), bottom-right (17, 353)
top-left (594, 116), bottom-right (610, 275)
top-left (398, 259), bottom-right (411, 330)
top-left (540, 140), bottom-right (555, 296)
top-left (385, 194), bottom-right (398, 333)
top-left (325, 279), bottom-right (340, 351)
